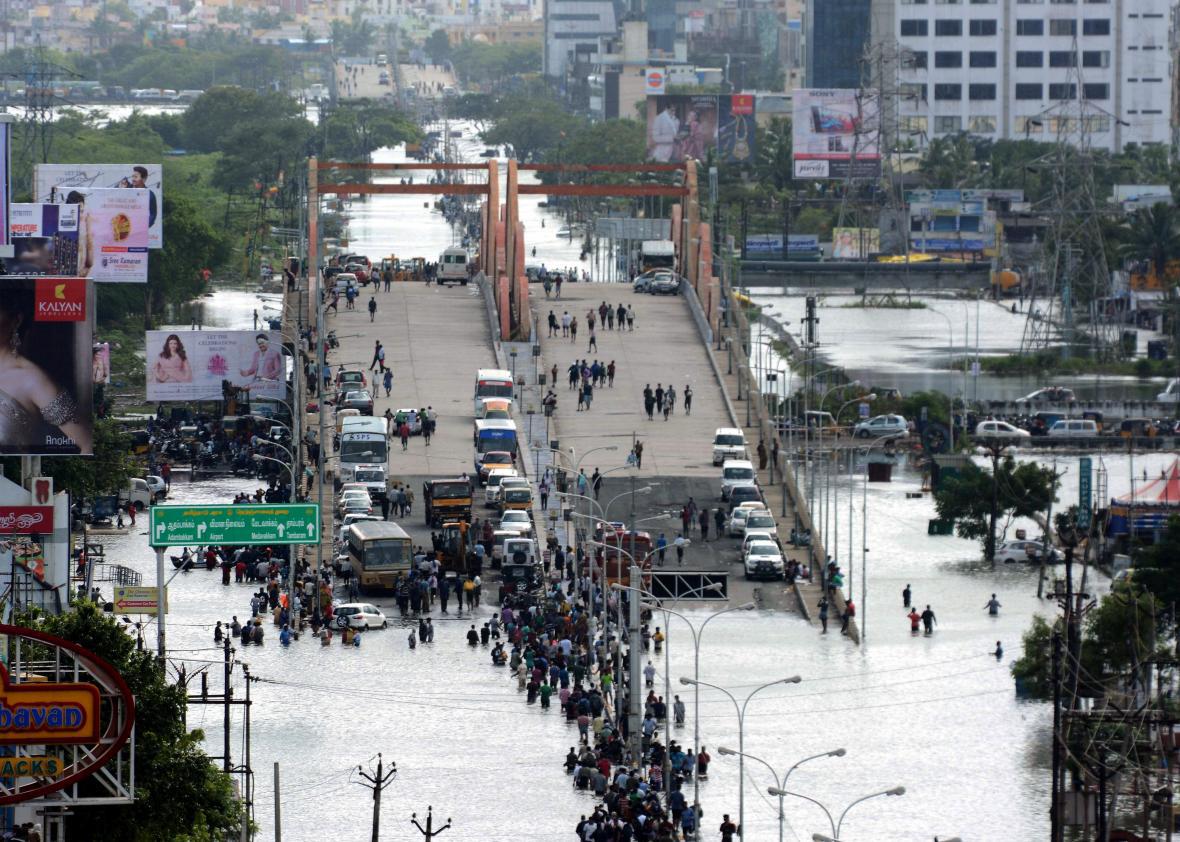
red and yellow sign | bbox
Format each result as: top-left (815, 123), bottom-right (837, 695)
top-left (0, 665), bottom-right (99, 745)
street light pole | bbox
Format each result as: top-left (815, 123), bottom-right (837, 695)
top-left (682, 675), bottom-right (802, 838)
top-left (716, 746), bottom-right (845, 842)
top-left (772, 786), bottom-right (905, 841)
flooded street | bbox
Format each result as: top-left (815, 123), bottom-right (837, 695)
top-left (135, 127), bottom-right (1175, 840)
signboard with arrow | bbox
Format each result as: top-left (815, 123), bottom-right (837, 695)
top-left (112, 585), bottom-right (166, 616)
top-left (148, 504), bottom-right (321, 547)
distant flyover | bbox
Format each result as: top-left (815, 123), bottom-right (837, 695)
top-left (739, 259), bottom-right (992, 291)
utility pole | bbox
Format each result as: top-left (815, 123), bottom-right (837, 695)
top-left (273, 763), bottom-right (281, 842)
top-left (628, 563), bottom-right (643, 763)
top-left (223, 630), bottom-right (233, 774)
top-left (410, 806), bottom-right (452, 841)
top-left (355, 753), bottom-right (397, 842)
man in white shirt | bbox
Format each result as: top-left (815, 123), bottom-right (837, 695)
top-left (650, 102), bottom-right (680, 162)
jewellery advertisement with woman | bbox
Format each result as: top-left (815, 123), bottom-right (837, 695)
top-left (0, 278), bottom-right (93, 455)
top-left (145, 330), bottom-right (285, 402)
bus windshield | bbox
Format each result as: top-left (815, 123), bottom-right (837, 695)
top-left (359, 539), bottom-right (409, 569)
top-left (431, 481), bottom-right (471, 498)
top-left (476, 381), bottom-right (513, 400)
top-left (341, 437), bottom-right (387, 463)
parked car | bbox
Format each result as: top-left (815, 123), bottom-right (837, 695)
top-left (1017, 387), bottom-right (1076, 404)
top-left (720, 459), bottom-right (757, 500)
top-left (712, 427), bottom-right (748, 466)
top-left (338, 513), bottom-right (381, 544)
top-left (334, 603), bottom-right (388, 630)
top-left (974, 420), bottom-right (1031, 445)
top-left (997, 539), bottom-right (1061, 565)
top-left (741, 528), bottom-right (776, 555)
top-left (633, 269), bottom-right (673, 293)
top-left (337, 369), bottom-right (367, 390)
top-left (144, 475), bottom-right (166, 499)
top-left (337, 490), bottom-right (372, 515)
top-left (744, 541), bottom-right (785, 580)
top-left (853, 414), bottom-right (908, 439)
top-left (498, 510), bottom-right (533, 535)
top-left (1047, 419), bottom-right (1099, 438)
top-left (742, 511), bottom-right (779, 540)
top-left (119, 478), bottom-right (154, 511)
top-left (342, 390), bottom-right (375, 415)
top-left (649, 275), bottom-right (681, 295)
top-left (727, 485), bottom-right (765, 512)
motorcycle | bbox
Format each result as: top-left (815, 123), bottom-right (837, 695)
top-left (327, 330), bottom-right (339, 349)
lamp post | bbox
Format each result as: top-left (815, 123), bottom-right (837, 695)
top-left (929, 307), bottom-right (957, 450)
top-left (715, 746), bottom-right (845, 842)
top-left (681, 675), bottom-right (802, 838)
top-left (816, 382), bottom-right (860, 569)
top-left (767, 786), bottom-right (905, 840)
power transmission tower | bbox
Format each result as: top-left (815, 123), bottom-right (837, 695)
top-left (410, 806), bottom-right (452, 841)
top-left (11, 38), bottom-right (79, 168)
top-left (354, 752), bottom-right (397, 842)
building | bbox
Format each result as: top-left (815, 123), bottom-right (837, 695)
top-left (888, 0), bottom-right (1172, 153)
top-left (806, 0), bottom-right (871, 88)
top-left (543, 0), bottom-right (617, 79)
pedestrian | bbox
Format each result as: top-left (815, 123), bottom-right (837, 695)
top-left (902, 583), bottom-right (912, 608)
top-left (817, 597), bottom-right (829, 633)
top-left (587, 326), bottom-right (597, 352)
top-left (582, 380), bottom-right (593, 410)
top-left (757, 439), bottom-right (768, 471)
top-left (570, 317), bottom-right (578, 343)
top-left (383, 369), bottom-right (393, 397)
top-left (985, 593), bottom-right (1001, 616)
top-left (683, 384), bottom-right (693, 415)
top-left (422, 416), bottom-right (433, 447)
top-left (994, 641), bottom-right (1003, 660)
top-left (370, 341), bottom-right (383, 372)
top-left (908, 608), bottom-right (921, 634)
top-left (591, 469), bottom-right (603, 501)
top-left (719, 814), bottom-right (738, 842)
top-left (662, 393), bottom-right (671, 421)
top-left (586, 308), bottom-right (595, 332)
top-left (921, 604), bottom-right (936, 635)
top-left (633, 439), bottom-right (643, 469)
top-left (674, 533), bottom-right (686, 565)
top-left (673, 695), bottom-right (686, 725)
top-left (368, 295), bottom-right (377, 322)
top-left (699, 508), bottom-right (710, 540)
top-left (644, 661), bottom-right (656, 688)
top-left (607, 360), bottom-right (616, 387)
top-left (548, 310), bottom-right (558, 336)
top-left (561, 311), bottom-right (571, 337)
top-left (656, 533), bottom-right (667, 566)
top-left (626, 305), bottom-right (635, 330)
top-left (399, 421), bottom-right (410, 451)
top-left (841, 599), bottom-right (855, 635)
top-left (555, 275), bottom-right (563, 298)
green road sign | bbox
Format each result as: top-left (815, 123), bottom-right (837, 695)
top-left (149, 504), bottom-right (320, 548)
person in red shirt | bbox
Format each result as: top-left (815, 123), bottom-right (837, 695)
top-left (908, 608), bottom-right (921, 634)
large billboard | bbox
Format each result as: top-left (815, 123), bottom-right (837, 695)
top-left (80, 188), bottom-right (150, 283)
top-left (792, 89), bottom-right (881, 179)
top-left (717, 94), bottom-right (756, 165)
top-left (646, 95), bottom-right (718, 163)
top-left (6, 204), bottom-right (80, 276)
top-left (33, 163), bottom-right (162, 248)
top-left (0, 278), bottom-right (94, 455)
top-left (145, 330), bottom-right (286, 403)
top-left (832, 227), bottom-right (880, 259)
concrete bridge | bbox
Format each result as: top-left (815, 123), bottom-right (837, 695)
top-left (740, 259), bottom-right (992, 291)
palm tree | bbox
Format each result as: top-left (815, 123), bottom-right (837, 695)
top-left (1119, 202), bottom-right (1180, 281)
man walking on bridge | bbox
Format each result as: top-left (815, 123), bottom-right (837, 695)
top-left (368, 295), bottom-right (377, 322)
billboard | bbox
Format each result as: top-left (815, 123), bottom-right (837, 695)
top-left (646, 95), bottom-right (718, 163)
top-left (5, 204), bottom-right (80, 276)
top-left (832, 227), bottom-right (879, 259)
top-left (745, 234), bottom-right (820, 257)
top-left (78, 189), bottom-right (150, 283)
top-left (792, 89), bottom-right (881, 179)
top-left (0, 278), bottom-right (94, 455)
top-left (718, 94), bottom-right (756, 165)
top-left (145, 330), bottom-right (286, 402)
top-left (33, 163), bottom-right (163, 248)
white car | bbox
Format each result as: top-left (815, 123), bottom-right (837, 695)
top-left (974, 420), bottom-right (1031, 445)
top-left (337, 490), bottom-right (372, 515)
top-left (1048, 419), bottom-right (1099, 438)
top-left (485, 468), bottom-right (520, 504)
top-left (498, 510), bottom-right (533, 534)
top-left (743, 511), bottom-right (779, 541)
top-left (334, 603), bottom-right (388, 630)
top-left (997, 539), bottom-right (1061, 565)
top-left (727, 504), bottom-right (767, 537)
top-left (338, 513), bottom-right (381, 544)
top-left (720, 459), bottom-right (757, 501)
top-left (853, 414), bottom-right (908, 439)
top-left (744, 541), bottom-right (785, 580)
top-left (741, 530), bottom-right (777, 555)
top-left (712, 428), bottom-right (747, 466)
top-left (144, 475), bottom-right (166, 499)
top-left (492, 476), bottom-right (530, 507)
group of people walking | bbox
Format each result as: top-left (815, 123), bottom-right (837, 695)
top-left (642, 383), bottom-right (692, 421)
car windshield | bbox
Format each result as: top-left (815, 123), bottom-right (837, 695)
top-left (337, 606), bottom-right (360, 616)
top-left (747, 515), bottom-right (774, 527)
top-left (432, 482), bottom-right (470, 497)
top-left (748, 543), bottom-right (779, 556)
top-left (346, 391), bottom-right (372, 402)
top-left (724, 467), bottom-right (754, 479)
top-left (354, 471), bottom-right (383, 482)
top-left (503, 512), bottom-right (527, 522)
top-left (715, 435), bottom-right (744, 446)
top-left (483, 452), bottom-right (512, 464)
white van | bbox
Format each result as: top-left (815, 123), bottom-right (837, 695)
top-left (712, 428), bottom-right (748, 466)
top-left (485, 468), bottom-right (520, 505)
top-left (720, 459), bottom-right (757, 501)
top-left (1048, 419), bottom-right (1099, 438)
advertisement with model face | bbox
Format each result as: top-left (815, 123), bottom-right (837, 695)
top-left (792, 88), bottom-right (881, 179)
top-left (69, 188), bottom-right (150, 283)
top-left (33, 163), bottom-right (163, 248)
top-left (145, 330), bottom-right (285, 402)
top-left (5, 204), bottom-right (80, 276)
top-left (646, 95), bottom-right (719, 163)
top-left (0, 278), bottom-right (94, 455)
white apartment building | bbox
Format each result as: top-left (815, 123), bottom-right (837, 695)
top-left (888, 0), bottom-right (1172, 153)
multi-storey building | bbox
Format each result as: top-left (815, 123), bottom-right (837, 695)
top-left (887, 0), bottom-right (1172, 153)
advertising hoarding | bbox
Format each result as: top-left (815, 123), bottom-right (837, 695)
top-left (744, 234), bottom-right (820, 257)
top-left (718, 94), bottom-right (756, 165)
top-left (792, 88), bottom-right (881, 179)
top-left (646, 95), bottom-right (718, 163)
top-left (33, 163), bottom-right (163, 248)
top-left (5, 203), bottom-right (80, 276)
top-left (0, 278), bottom-right (93, 455)
top-left (79, 188), bottom-right (150, 283)
top-left (145, 329), bottom-right (285, 402)
top-left (831, 227), bottom-right (880, 259)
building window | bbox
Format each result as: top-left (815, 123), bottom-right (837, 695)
top-left (1015, 116), bottom-right (1044, 134)
top-left (1082, 115), bottom-right (1111, 132)
top-left (1015, 83), bottom-right (1043, 99)
top-left (900, 116), bottom-right (928, 133)
top-left (969, 83), bottom-right (996, 99)
top-left (969, 51), bottom-right (997, 66)
top-left (935, 51), bottom-right (963, 67)
top-left (1049, 50), bottom-right (1077, 66)
top-left (1016, 19), bottom-right (1044, 35)
top-left (1081, 50), bottom-right (1110, 67)
top-left (969, 19), bottom-right (997, 35)
top-left (901, 83), bottom-right (928, 101)
top-left (935, 19), bottom-right (963, 35)
top-left (1049, 19), bottom-right (1076, 35)
top-left (900, 19), bottom-right (929, 35)
top-left (1016, 51), bottom-right (1044, 67)
top-left (968, 115), bottom-right (997, 133)
top-left (1083, 82), bottom-right (1109, 99)
top-left (1049, 82), bottom-right (1077, 99)
top-left (935, 115), bottom-right (963, 133)
top-left (1082, 18), bottom-right (1110, 35)
top-left (908, 51), bottom-right (928, 68)
top-left (934, 83), bottom-right (962, 100)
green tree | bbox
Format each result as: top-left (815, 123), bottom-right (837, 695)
top-left (1130, 514), bottom-right (1180, 613)
top-left (933, 450), bottom-right (1058, 560)
top-left (1010, 614), bottom-right (1056, 699)
top-left (182, 86), bottom-right (304, 154)
top-left (27, 603), bottom-right (240, 842)
top-left (1118, 202), bottom-right (1180, 280)
top-left (425, 29), bottom-right (452, 65)
top-left (321, 101), bottom-right (420, 161)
